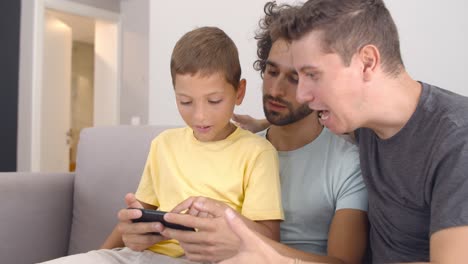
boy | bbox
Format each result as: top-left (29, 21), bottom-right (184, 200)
top-left (43, 27), bottom-right (283, 263)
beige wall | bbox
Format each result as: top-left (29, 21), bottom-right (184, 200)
top-left (70, 41), bottom-right (94, 167)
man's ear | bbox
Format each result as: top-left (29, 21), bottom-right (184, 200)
top-left (235, 79), bottom-right (247, 105)
top-left (359, 45), bottom-right (380, 81)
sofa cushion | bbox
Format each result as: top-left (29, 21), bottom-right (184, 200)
top-left (68, 125), bottom-right (174, 254)
top-left (0, 172), bottom-right (74, 264)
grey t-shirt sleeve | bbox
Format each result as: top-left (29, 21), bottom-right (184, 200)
top-left (430, 126), bottom-right (468, 234)
top-left (334, 145), bottom-right (368, 212)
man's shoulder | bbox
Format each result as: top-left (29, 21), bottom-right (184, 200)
top-left (424, 83), bottom-right (468, 127)
top-left (322, 129), bottom-right (359, 157)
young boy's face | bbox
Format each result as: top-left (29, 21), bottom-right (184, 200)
top-left (174, 72), bottom-right (245, 142)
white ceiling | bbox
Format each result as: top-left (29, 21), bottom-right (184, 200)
top-left (46, 9), bottom-right (95, 44)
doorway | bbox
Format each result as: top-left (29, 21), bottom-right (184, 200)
top-left (44, 10), bottom-right (96, 171)
top-left (30, 0), bottom-right (121, 172)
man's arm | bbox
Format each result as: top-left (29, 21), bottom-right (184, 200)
top-left (163, 197), bottom-right (367, 263)
top-left (427, 226), bottom-right (468, 263)
top-left (393, 227), bottom-right (468, 264)
top-left (161, 197), bottom-right (282, 262)
top-left (267, 209), bottom-right (367, 264)
top-left (218, 207), bottom-right (333, 264)
top-left (232, 113), bottom-right (270, 133)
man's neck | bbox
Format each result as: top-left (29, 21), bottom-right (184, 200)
top-left (267, 113), bottom-right (324, 151)
top-left (366, 72), bottom-right (422, 139)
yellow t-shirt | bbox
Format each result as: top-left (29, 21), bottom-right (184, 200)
top-left (135, 126), bottom-right (283, 257)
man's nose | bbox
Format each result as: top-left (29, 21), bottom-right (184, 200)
top-left (269, 77), bottom-right (286, 97)
top-left (296, 78), bottom-right (314, 104)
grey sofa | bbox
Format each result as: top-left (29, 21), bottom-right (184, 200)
top-left (0, 125), bottom-right (173, 264)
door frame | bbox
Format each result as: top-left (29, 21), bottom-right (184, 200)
top-left (18, 0), bottom-right (121, 171)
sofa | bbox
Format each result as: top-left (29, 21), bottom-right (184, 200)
top-left (0, 125), bottom-right (174, 264)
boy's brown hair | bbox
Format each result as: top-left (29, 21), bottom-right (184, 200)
top-left (170, 26), bottom-right (242, 89)
top-left (270, 0), bottom-right (404, 77)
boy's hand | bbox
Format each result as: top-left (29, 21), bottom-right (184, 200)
top-left (117, 193), bottom-right (168, 251)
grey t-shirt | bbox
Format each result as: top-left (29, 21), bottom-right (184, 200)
top-left (259, 128), bottom-right (368, 255)
top-left (356, 82), bottom-right (468, 263)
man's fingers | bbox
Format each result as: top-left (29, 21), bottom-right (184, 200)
top-left (224, 208), bottom-right (258, 248)
top-left (232, 113), bottom-right (252, 122)
top-left (125, 193), bottom-right (143, 209)
top-left (232, 113), bottom-right (241, 122)
top-left (191, 197), bottom-right (226, 217)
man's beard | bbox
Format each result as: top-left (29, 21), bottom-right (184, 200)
top-left (263, 95), bottom-right (313, 126)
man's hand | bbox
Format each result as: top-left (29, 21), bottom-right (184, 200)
top-left (117, 193), bottom-right (168, 251)
top-left (161, 197), bottom-right (241, 262)
top-left (232, 113), bottom-right (270, 133)
top-left (219, 208), bottom-right (294, 264)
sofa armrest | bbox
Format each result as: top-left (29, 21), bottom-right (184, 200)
top-left (0, 172), bottom-right (74, 264)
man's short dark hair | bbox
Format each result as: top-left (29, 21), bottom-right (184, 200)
top-left (270, 0), bottom-right (404, 76)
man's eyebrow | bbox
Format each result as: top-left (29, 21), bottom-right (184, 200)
top-left (298, 65), bottom-right (318, 72)
top-left (266, 60), bottom-right (297, 74)
top-left (265, 60), bottom-right (278, 67)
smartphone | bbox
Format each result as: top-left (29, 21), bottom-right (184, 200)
top-left (129, 208), bottom-right (195, 232)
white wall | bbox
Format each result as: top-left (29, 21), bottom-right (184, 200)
top-left (386, 0), bottom-right (468, 96)
top-left (94, 20), bottom-right (119, 126)
top-left (149, 0), bottom-right (274, 126)
top-left (119, 0), bottom-right (150, 125)
top-left (149, 0), bottom-right (468, 126)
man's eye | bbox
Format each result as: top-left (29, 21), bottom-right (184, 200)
top-left (266, 70), bottom-right (279, 77)
top-left (288, 75), bottom-right (299, 84)
top-left (208, 100), bottom-right (222, 104)
top-left (180, 101), bottom-right (192, 105)
top-left (306, 72), bottom-right (315, 78)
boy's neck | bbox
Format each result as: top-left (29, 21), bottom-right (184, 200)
top-left (267, 113), bottom-right (323, 151)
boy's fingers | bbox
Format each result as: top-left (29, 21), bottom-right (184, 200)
top-left (171, 196), bottom-right (196, 213)
top-left (125, 193), bottom-right (143, 209)
top-left (164, 212), bottom-right (213, 230)
top-left (118, 207), bottom-right (142, 221)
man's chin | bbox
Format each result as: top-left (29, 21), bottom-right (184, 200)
top-left (266, 117), bottom-right (292, 127)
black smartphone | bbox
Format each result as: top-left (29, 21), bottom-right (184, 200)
top-left (129, 208), bottom-right (195, 232)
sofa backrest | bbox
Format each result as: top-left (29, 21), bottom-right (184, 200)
top-left (68, 125), bottom-right (175, 254)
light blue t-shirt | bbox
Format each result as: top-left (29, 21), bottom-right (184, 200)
top-left (258, 128), bottom-right (368, 255)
